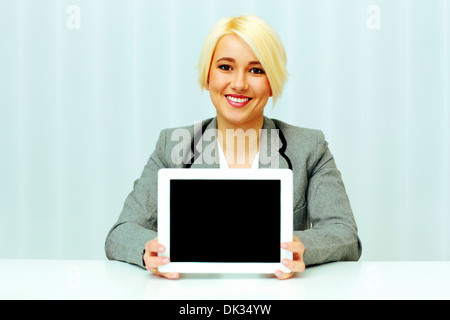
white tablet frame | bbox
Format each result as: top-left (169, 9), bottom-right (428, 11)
top-left (157, 168), bottom-right (293, 274)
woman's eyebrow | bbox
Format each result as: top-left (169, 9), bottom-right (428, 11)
top-left (216, 57), bottom-right (235, 63)
top-left (216, 57), bottom-right (262, 66)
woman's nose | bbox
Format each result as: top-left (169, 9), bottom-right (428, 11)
top-left (231, 71), bottom-right (249, 92)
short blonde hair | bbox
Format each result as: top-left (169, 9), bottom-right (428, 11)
top-left (197, 14), bottom-right (288, 106)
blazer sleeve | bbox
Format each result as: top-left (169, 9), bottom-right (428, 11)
top-left (104, 129), bottom-right (168, 268)
top-left (294, 131), bottom-right (362, 266)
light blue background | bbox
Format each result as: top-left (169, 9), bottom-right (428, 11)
top-left (1, 0), bottom-right (449, 261)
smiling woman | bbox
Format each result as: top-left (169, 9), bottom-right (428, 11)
top-left (197, 15), bottom-right (288, 107)
top-left (207, 34), bottom-right (272, 132)
top-left (105, 14), bottom-right (362, 280)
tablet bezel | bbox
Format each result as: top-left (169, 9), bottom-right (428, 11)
top-left (157, 168), bottom-right (293, 274)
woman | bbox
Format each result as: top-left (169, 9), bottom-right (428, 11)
top-left (105, 15), bottom-right (362, 280)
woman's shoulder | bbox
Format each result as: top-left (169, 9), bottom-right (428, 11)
top-left (269, 118), bottom-right (330, 173)
top-left (159, 117), bottom-right (216, 137)
top-left (270, 118), bottom-right (326, 145)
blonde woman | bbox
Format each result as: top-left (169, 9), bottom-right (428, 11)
top-left (105, 15), bottom-right (361, 280)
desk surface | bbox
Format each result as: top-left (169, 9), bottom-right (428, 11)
top-left (1, 259), bottom-right (449, 299)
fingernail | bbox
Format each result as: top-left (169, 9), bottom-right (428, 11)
top-left (281, 243), bottom-right (288, 249)
top-left (163, 258), bottom-right (170, 264)
top-left (282, 259), bottom-right (289, 266)
top-left (158, 246), bottom-right (165, 253)
top-left (275, 271), bottom-right (283, 278)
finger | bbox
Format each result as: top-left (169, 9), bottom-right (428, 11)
top-left (146, 239), bottom-right (165, 255)
top-left (149, 264), bottom-right (179, 280)
top-left (280, 241), bottom-right (304, 254)
top-left (159, 272), bottom-right (180, 280)
top-left (274, 269), bottom-right (294, 280)
top-left (146, 259), bottom-right (179, 280)
top-left (144, 241), bottom-right (164, 269)
top-left (146, 256), bottom-right (171, 270)
top-left (282, 258), bottom-right (305, 273)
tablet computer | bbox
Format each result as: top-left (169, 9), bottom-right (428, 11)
top-left (157, 168), bottom-right (293, 274)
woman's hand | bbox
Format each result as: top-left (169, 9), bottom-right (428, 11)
top-left (275, 235), bottom-right (306, 280)
top-left (143, 238), bottom-right (179, 280)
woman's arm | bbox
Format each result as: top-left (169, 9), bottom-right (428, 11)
top-left (105, 130), bottom-right (168, 268)
top-left (295, 132), bottom-right (362, 266)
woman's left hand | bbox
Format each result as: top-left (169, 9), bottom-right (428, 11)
top-left (275, 235), bottom-right (306, 280)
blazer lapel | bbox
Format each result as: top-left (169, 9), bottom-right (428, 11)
top-left (190, 118), bottom-right (220, 169)
top-left (189, 116), bottom-right (290, 169)
top-left (259, 117), bottom-right (291, 169)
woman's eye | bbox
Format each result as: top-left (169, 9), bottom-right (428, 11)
top-left (219, 65), bottom-right (232, 71)
top-left (250, 68), bottom-right (265, 74)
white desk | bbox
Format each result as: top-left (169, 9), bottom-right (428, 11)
top-left (1, 259), bottom-right (449, 300)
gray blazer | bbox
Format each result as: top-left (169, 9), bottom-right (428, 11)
top-left (105, 117), bottom-right (362, 268)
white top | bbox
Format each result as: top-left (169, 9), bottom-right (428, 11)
top-left (217, 142), bottom-right (259, 169)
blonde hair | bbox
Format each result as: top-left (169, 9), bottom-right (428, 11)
top-left (197, 14), bottom-right (288, 106)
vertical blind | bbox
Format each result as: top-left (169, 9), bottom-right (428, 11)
top-left (0, 0), bottom-right (449, 261)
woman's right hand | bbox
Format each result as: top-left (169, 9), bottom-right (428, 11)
top-left (143, 237), bottom-right (179, 279)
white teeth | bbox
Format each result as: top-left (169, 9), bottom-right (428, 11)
top-left (227, 96), bottom-right (250, 103)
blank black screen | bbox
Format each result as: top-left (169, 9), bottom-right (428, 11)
top-left (169, 179), bottom-right (280, 263)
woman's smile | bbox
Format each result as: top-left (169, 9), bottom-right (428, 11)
top-left (225, 94), bottom-right (253, 108)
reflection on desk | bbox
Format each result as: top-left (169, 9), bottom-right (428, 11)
top-left (1, 259), bottom-right (449, 299)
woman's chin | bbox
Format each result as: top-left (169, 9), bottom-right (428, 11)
top-left (218, 108), bottom-right (263, 127)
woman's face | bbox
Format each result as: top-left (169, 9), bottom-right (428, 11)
top-left (206, 34), bottom-right (272, 129)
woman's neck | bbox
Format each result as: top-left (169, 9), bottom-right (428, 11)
top-left (216, 115), bottom-right (263, 168)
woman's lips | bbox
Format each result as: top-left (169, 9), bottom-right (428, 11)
top-left (225, 94), bottom-right (252, 108)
